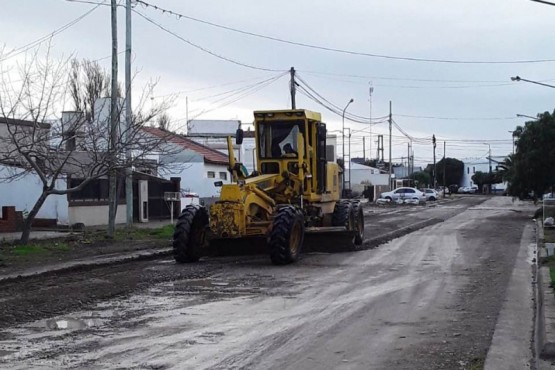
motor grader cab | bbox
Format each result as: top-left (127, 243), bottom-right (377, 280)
top-left (173, 109), bottom-right (364, 265)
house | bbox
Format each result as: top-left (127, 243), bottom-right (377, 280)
top-left (347, 162), bottom-right (390, 200)
top-left (0, 117), bottom-right (69, 229)
top-left (461, 156), bottom-right (507, 193)
top-left (187, 119), bottom-right (257, 173)
top-left (141, 127), bottom-right (231, 205)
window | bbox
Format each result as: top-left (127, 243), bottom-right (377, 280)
top-left (473, 166), bottom-right (475, 174)
top-left (405, 189), bottom-right (415, 194)
top-left (207, 171), bottom-right (215, 178)
top-left (258, 120), bottom-right (304, 159)
top-left (219, 172), bottom-right (227, 180)
top-left (467, 167), bottom-right (470, 174)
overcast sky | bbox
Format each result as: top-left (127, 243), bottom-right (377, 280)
top-left (2, 0), bottom-right (555, 166)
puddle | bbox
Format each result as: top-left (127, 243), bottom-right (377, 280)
top-left (45, 317), bottom-right (104, 331)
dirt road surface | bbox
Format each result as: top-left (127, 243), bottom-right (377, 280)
top-left (0, 196), bottom-right (537, 369)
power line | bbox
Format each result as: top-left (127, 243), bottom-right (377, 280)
top-left (152, 75), bottom-right (277, 99)
top-left (1, 1), bottom-right (105, 62)
top-left (395, 114), bottom-right (518, 121)
top-left (173, 72), bottom-right (287, 125)
top-left (135, 0), bottom-right (555, 65)
top-left (133, 9), bottom-right (285, 72)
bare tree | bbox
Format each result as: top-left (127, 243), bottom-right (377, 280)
top-left (69, 59), bottom-right (111, 121)
top-left (157, 112), bottom-right (171, 130)
top-left (0, 46), bottom-right (179, 244)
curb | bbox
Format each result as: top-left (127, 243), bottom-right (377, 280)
top-left (536, 219), bottom-right (555, 359)
top-left (0, 247), bottom-right (172, 284)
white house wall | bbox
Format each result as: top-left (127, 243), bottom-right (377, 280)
top-left (169, 162), bottom-right (230, 199)
top-left (0, 165), bottom-right (68, 224)
top-left (461, 160), bottom-right (490, 188)
top-left (69, 204), bottom-right (125, 226)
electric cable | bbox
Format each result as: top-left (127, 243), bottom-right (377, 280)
top-left (133, 10), bottom-right (285, 72)
top-left (134, 0), bottom-right (555, 65)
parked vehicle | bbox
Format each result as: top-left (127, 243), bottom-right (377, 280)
top-left (468, 186), bottom-right (478, 194)
top-left (180, 190), bottom-right (200, 207)
top-left (423, 188), bottom-right (439, 201)
top-left (380, 187), bottom-right (426, 202)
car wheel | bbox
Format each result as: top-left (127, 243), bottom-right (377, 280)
top-left (385, 196), bottom-right (392, 201)
top-left (429, 196), bottom-right (436, 201)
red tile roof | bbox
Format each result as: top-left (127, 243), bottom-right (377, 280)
top-left (141, 126), bottom-right (229, 165)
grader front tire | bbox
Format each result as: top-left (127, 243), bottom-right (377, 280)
top-left (269, 206), bottom-right (305, 265)
top-left (173, 205), bottom-right (209, 263)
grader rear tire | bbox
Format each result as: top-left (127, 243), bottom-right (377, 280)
top-left (173, 205), bottom-right (209, 263)
top-left (332, 200), bottom-right (353, 229)
top-left (352, 201), bottom-right (364, 247)
top-left (269, 206), bottom-right (305, 265)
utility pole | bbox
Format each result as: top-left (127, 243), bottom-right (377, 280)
top-left (407, 142), bottom-right (410, 183)
top-left (443, 141), bottom-right (446, 198)
top-left (388, 101), bottom-right (392, 190)
top-left (348, 128), bottom-right (352, 194)
top-left (108, 0), bottom-right (118, 237)
top-left (377, 135), bottom-right (384, 162)
top-left (363, 137), bottom-right (366, 161)
top-left (290, 67), bottom-right (296, 109)
top-left (186, 96), bottom-right (189, 132)
top-left (432, 134), bottom-right (437, 188)
top-left (368, 82), bottom-right (374, 160)
top-left (125, 0), bottom-right (133, 226)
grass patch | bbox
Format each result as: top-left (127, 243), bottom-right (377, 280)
top-left (10, 242), bottom-right (72, 256)
top-left (12, 245), bottom-right (47, 256)
top-left (84, 224), bottom-right (175, 242)
top-left (466, 357), bottom-right (485, 370)
top-left (147, 224), bottom-right (175, 238)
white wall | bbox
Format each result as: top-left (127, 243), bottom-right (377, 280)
top-left (168, 162), bottom-right (230, 199)
top-left (461, 160), bottom-right (490, 187)
top-left (69, 204), bottom-right (126, 226)
top-left (0, 165), bottom-right (68, 224)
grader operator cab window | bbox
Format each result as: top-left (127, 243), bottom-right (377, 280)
top-left (258, 121), bottom-right (304, 159)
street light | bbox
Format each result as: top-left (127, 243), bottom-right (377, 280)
top-left (516, 113), bottom-right (537, 120)
top-left (511, 76), bottom-right (555, 89)
top-left (342, 98), bottom-right (354, 197)
top-left (531, 0), bottom-right (555, 6)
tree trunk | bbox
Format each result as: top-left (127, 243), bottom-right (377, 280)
top-left (19, 191), bottom-right (49, 245)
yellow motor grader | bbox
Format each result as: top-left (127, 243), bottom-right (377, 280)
top-left (173, 109), bottom-right (364, 265)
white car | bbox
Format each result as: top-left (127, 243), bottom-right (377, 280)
top-left (380, 187), bottom-right (426, 202)
top-left (180, 190), bottom-right (200, 206)
top-left (423, 188), bottom-right (439, 201)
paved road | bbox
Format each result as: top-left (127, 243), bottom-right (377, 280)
top-left (0, 196), bottom-right (537, 369)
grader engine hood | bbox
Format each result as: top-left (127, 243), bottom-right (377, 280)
top-left (209, 176), bottom-right (277, 239)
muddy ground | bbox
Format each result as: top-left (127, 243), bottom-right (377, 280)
top-left (0, 196), bottom-right (537, 369)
